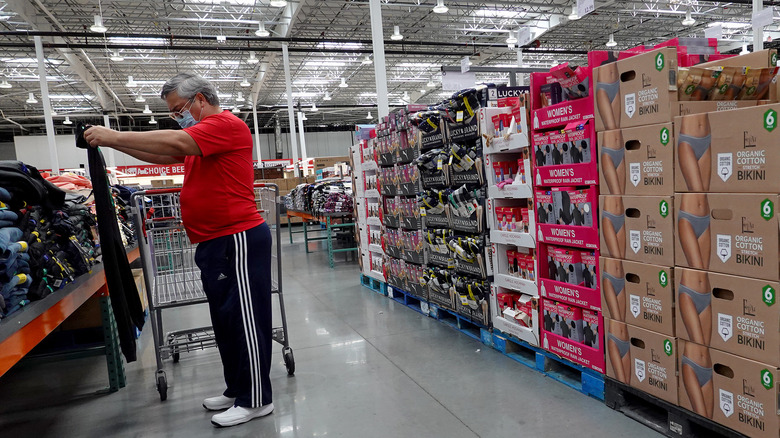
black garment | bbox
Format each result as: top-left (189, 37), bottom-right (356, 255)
top-left (561, 322), bottom-right (571, 339)
top-left (583, 268), bottom-right (593, 288)
top-left (0, 161), bottom-right (65, 211)
top-left (87, 147), bottom-right (145, 362)
top-left (543, 312), bottom-right (553, 332)
top-left (535, 147), bottom-right (546, 167)
top-left (584, 325), bottom-right (594, 347)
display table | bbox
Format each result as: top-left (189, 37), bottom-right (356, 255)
top-left (286, 210), bottom-right (358, 268)
top-left (0, 246), bottom-right (140, 392)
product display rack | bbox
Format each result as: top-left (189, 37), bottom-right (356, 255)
top-left (530, 63), bottom-right (605, 375)
top-left (352, 136), bottom-right (385, 284)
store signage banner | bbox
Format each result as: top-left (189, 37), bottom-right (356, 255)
top-left (518, 27), bottom-right (533, 46)
top-left (442, 70), bottom-right (476, 91)
top-left (461, 56), bottom-right (470, 73)
top-left (704, 24), bottom-right (722, 40)
top-left (577, 0), bottom-right (595, 18)
top-left (753, 7), bottom-right (774, 28)
top-left (116, 164), bottom-right (185, 176)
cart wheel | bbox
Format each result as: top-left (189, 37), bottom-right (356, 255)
top-left (283, 347), bottom-right (295, 376)
top-left (156, 371), bottom-right (168, 401)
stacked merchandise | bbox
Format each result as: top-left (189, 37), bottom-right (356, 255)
top-left (285, 180), bottom-right (353, 216)
top-left (0, 162), bottom-right (98, 319)
top-left (414, 88), bottom-right (491, 326)
top-left (479, 88), bottom-right (540, 344)
top-left (598, 44), bottom-right (780, 437)
top-left (352, 129), bottom-right (385, 281)
top-left (377, 106), bottom-right (428, 300)
top-left (530, 56), bottom-right (605, 374)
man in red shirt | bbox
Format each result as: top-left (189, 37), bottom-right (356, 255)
top-left (84, 73), bottom-right (274, 428)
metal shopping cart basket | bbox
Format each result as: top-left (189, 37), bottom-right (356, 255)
top-left (131, 183), bottom-right (294, 401)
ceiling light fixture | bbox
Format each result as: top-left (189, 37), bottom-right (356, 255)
top-left (247, 51), bottom-right (259, 64)
top-left (311, 103), bottom-right (318, 112)
top-left (63, 116), bottom-right (72, 125)
top-left (433, 0), bottom-right (448, 14)
top-left (149, 116), bottom-right (157, 125)
top-left (256, 22), bottom-right (270, 37)
top-left (135, 93), bottom-right (145, 103)
top-left (741, 43), bottom-right (750, 55)
top-left (90, 15), bottom-right (107, 33)
top-left (126, 75), bottom-right (138, 87)
top-left (323, 91), bottom-right (332, 101)
top-left (339, 78), bottom-right (348, 88)
top-left (366, 111), bottom-right (373, 120)
top-left (682, 9), bottom-right (695, 26)
top-left (26, 93), bottom-right (37, 104)
top-left (143, 104), bottom-right (152, 114)
top-left (0, 79), bottom-right (10, 89)
top-left (240, 77), bottom-right (251, 87)
top-left (110, 51), bottom-right (124, 62)
top-left (236, 92), bottom-right (246, 102)
top-left (402, 91), bottom-right (409, 101)
top-left (270, 0), bottom-right (288, 7)
top-left (391, 25), bottom-right (403, 41)
top-left (606, 33), bottom-right (617, 47)
top-left (419, 89), bottom-right (426, 94)
top-left (427, 79), bottom-right (435, 88)
top-left (232, 106), bottom-right (241, 114)
top-left (568, 6), bottom-right (580, 20)
top-left (362, 56), bottom-right (372, 65)
top-left (506, 30), bottom-right (518, 45)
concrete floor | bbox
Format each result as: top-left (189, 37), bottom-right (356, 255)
top-left (0, 238), bottom-right (661, 438)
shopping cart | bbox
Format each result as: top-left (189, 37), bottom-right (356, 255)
top-left (131, 183), bottom-right (294, 402)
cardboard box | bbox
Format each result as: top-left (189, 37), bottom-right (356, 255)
top-left (675, 267), bottom-right (780, 366)
top-left (673, 193), bottom-right (780, 281)
top-left (677, 340), bottom-right (780, 438)
top-left (672, 100), bottom-right (761, 117)
top-left (599, 195), bottom-right (675, 265)
top-left (674, 104), bottom-right (780, 193)
top-left (598, 123), bottom-right (675, 195)
top-left (600, 257), bottom-right (674, 336)
top-left (593, 47), bottom-right (678, 131)
top-left (150, 179), bottom-right (175, 187)
top-left (695, 48), bottom-right (778, 69)
top-left (605, 319), bottom-right (678, 405)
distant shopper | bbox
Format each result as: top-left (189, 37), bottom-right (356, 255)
top-left (83, 72), bottom-right (274, 428)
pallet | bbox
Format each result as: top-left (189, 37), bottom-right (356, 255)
top-left (492, 330), bottom-right (605, 401)
top-left (387, 286), bottom-right (430, 316)
top-left (428, 304), bottom-right (491, 345)
top-left (360, 274), bottom-right (387, 296)
top-left (605, 378), bottom-right (747, 438)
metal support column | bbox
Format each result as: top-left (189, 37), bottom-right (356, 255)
top-left (753, 0), bottom-right (764, 52)
top-left (99, 292), bottom-right (126, 392)
top-left (297, 111), bottom-right (308, 176)
top-left (282, 44), bottom-right (300, 177)
top-left (33, 35), bottom-right (60, 175)
top-left (252, 99), bottom-right (262, 162)
top-left (368, 0), bottom-right (390, 118)
top-left (103, 114), bottom-right (116, 168)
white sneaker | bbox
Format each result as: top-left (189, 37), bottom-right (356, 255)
top-left (211, 403), bottom-right (274, 428)
top-left (202, 395), bottom-right (236, 411)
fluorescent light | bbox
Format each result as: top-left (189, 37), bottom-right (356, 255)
top-left (247, 51), bottom-right (259, 64)
top-left (282, 92), bottom-right (318, 98)
top-left (709, 22), bottom-right (750, 29)
top-left (506, 30), bottom-right (518, 45)
top-left (293, 78), bottom-right (333, 85)
top-left (143, 104), bottom-right (152, 114)
top-left (221, 60), bottom-right (240, 66)
top-left (419, 89), bottom-right (426, 94)
top-left (360, 92), bottom-right (377, 97)
top-left (323, 91), bottom-right (332, 101)
top-left (0, 79), bottom-right (10, 89)
top-left (126, 75), bottom-right (138, 87)
top-left (149, 116), bottom-right (157, 124)
top-left (256, 22), bottom-right (270, 37)
top-left (240, 77), bottom-right (251, 87)
top-left (339, 78), bottom-right (348, 88)
top-left (90, 15), bottom-right (107, 33)
top-left (236, 92), bottom-right (245, 102)
top-left (63, 116), bottom-right (72, 125)
top-left (433, 0), bottom-right (448, 14)
top-left (317, 42), bottom-right (363, 50)
top-left (366, 111), bottom-right (373, 120)
top-left (26, 93), bottom-right (37, 104)
top-left (270, 0), bottom-right (288, 7)
top-left (606, 33), bottom-right (617, 47)
top-left (391, 25), bottom-right (403, 41)
top-left (48, 94), bottom-right (95, 100)
top-left (472, 9), bottom-right (524, 19)
top-left (135, 93), bottom-right (146, 102)
top-left (304, 60), bottom-right (346, 68)
top-left (110, 51), bottom-right (124, 62)
top-left (362, 56), bottom-right (372, 65)
top-left (682, 9), bottom-right (695, 26)
top-left (108, 37), bottom-right (167, 45)
top-left (569, 6), bottom-right (580, 20)
top-left (194, 60), bottom-right (217, 66)
top-left (0, 57), bottom-right (63, 65)
top-left (397, 62), bottom-right (439, 68)
top-left (310, 103), bottom-right (318, 112)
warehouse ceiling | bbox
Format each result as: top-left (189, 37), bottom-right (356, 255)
top-left (0, 0), bottom-right (769, 136)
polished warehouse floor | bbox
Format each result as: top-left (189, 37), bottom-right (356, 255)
top-left (0, 239), bottom-right (661, 437)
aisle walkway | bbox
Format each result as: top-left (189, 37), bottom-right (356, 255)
top-left (0, 238), bottom-right (660, 437)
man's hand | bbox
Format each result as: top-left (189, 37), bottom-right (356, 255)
top-left (83, 125), bottom-right (120, 148)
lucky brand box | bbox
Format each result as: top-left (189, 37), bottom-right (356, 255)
top-left (599, 195), bottom-right (675, 266)
top-left (593, 47), bottom-right (678, 132)
top-left (674, 104), bottom-right (780, 193)
top-left (606, 319), bottom-right (678, 405)
top-left (675, 267), bottom-right (780, 366)
top-left (598, 123), bottom-right (674, 195)
top-left (673, 193), bottom-right (780, 281)
top-left (677, 340), bottom-right (780, 438)
top-left (600, 257), bottom-right (675, 336)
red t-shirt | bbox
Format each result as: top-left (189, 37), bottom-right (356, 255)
top-left (180, 110), bottom-right (262, 243)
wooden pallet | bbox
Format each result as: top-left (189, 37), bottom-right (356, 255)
top-left (605, 378), bottom-right (747, 438)
top-left (492, 329), bottom-right (605, 401)
top-left (428, 304), bottom-right (491, 345)
top-left (360, 274), bottom-right (387, 296)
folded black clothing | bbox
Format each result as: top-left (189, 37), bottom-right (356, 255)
top-left (0, 161), bottom-right (65, 211)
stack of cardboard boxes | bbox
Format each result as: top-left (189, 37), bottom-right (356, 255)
top-left (598, 46), bottom-right (780, 437)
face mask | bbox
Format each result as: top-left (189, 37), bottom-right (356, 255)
top-left (174, 99), bottom-right (198, 128)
